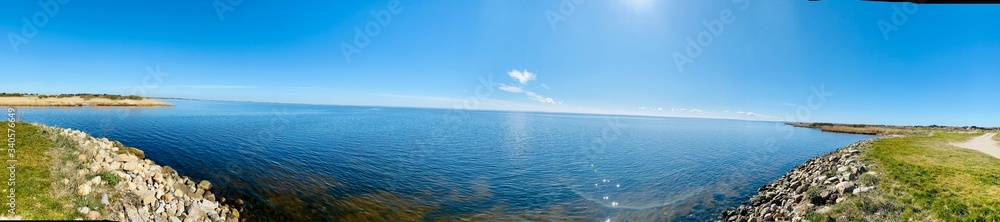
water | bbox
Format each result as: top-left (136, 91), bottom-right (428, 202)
top-left (17, 100), bottom-right (873, 221)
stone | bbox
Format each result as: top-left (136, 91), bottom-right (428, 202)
top-left (853, 186), bottom-right (874, 195)
top-left (205, 192), bottom-right (216, 202)
top-left (108, 162), bottom-right (121, 170)
top-left (124, 204), bottom-right (143, 222)
top-left (90, 176), bottom-right (102, 185)
top-left (122, 162), bottom-right (140, 172)
top-left (168, 216), bottom-right (182, 222)
top-left (836, 182), bottom-right (856, 194)
top-left (198, 180), bottom-right (212, 190)
top-left (79, 154), bottom-right (88, 162)
top-left (78, 206), bottom-right (90, 214)
top-left (101, 193), bottom-right (110, 205)
top-left (163, 193), bottom-right (174, 202)
top-left (77, 184), bottom-right (92, 196)
top-left (87, 211), bottom-right (101, 220)
top-left (836, 166), bottom-right (847, 174)
top-left (186, 202), bottom-right (204, 222)
top-left (117, 153), bottom-right (138, 163)
top-left (194, 189), bottom-right (205, 199)
top-left (142, 190), bottom-right (157, 206)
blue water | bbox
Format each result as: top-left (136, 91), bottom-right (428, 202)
top-left (17, 100), bottom-right (872, 221)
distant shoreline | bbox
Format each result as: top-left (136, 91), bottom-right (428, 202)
top-left (0, 94), bottom-right (172, 107)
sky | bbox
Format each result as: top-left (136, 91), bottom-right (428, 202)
top-left (2, 0), bottom-right (1000, 126)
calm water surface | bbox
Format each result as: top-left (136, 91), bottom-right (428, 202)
top-left (18, 100), bottom-right (873, 221)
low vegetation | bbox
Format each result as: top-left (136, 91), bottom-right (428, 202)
top-left (0, 93), bottom-right (170, 106)
top-left (0, 93), bottom-right (143, 100)
top-left (810, 132), bottom-right (1000, 221)
top-left (0, 121), bottom-right (83, 219)
top-left (787, 122), bottom-right (987, 136)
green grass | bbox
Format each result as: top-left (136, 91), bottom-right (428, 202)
top-left (0, 121), bottom-right (77, 219)
top-left (816, 132), bottom-right (1000, 221)
top-left (89, 171), bottom-right (121, 187)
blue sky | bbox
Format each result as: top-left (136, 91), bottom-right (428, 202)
top-left (2, 0), bottom-right (1000, 126)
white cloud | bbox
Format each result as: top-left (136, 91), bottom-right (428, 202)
top-left (671, 108), bottom-right (686, 111)
top-left (499, 84), bottom-right (523, 93)
top-left (690, 109), bottom-right (704, 113)
top-left (525, 91), bottom-right (557, 104)
top-left (498, 69), bottom-right (558, 105)
top-left (508, 70), bottom-right (536, 84)
top-left (541, 83), bottom-right (550, 89)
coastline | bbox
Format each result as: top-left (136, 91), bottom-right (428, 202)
top-left (0, 96), bottom-right (173, 107)
top-left (720, 139), bottom-right (880, 221)
top-left (7, 122), bottom-right (240, 221)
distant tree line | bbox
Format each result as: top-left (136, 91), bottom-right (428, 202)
top-left (0, 93), bottom-right (143, 100)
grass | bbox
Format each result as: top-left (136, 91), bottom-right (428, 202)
top-left (90, 171), bottom-right (121, 187)
top-left (813, 132), bottom-right (1000, 221)
top-left (0, 121), bottom-right (77, 219)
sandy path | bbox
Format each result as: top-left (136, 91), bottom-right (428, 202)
top-left (951, 133), bottom-right (1000, 158)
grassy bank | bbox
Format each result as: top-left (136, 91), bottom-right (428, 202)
top-left (0, 121), bottom-right (87, 219)
top-left (788, 122), bottom-right (931, 136)
top-left (809, 132), bottom-right (1000, 221)
top-left (0, 94), bottom-right (171, 106)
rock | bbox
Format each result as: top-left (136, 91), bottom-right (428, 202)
top-left (853, 186), bottom-right (874, 195)
top-left (117, 153), bottom-right (137, 162)
top-left (77, 184), bottom-right (92, 196)
top-left (205, 192), bottom-right (216, 202)
top-left (87, 211), bottom-right (101, 220)
top-left (108, 162), bottom-right (121, 170)
top-left (124, 204), bottom-right (143, 222)
top-left (142, 190), bottom-right (157, 206)
top-left (79, 154), bottom-right (88, 162)
top-left (198, 180), bottom-right (212, 190)
top-left (194, 189), bottom-right (205, 199)
top-left (836, 182), bottom-right (856, 194)
top-left (168, 216), bottom-right (182, 222)
top-left (62, 178), bottom-right (69, 185)
top-left (90, 176), bottom-right (102, 185)
top-left (101, 193), bottom-right (110, 205)
top-left (163, 193), bottom-right (174, 202)
top-left (186, 202), bottom-right (204, 222)
top-left (122, 162), bottom-right (140, 172)
top-left (78, 206), bottom-right (90, 214)
top-left (836, 166), bottom-right (848, 174)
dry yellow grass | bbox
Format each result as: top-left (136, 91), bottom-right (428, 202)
top-left (0, 96), bottom-right (171, 106)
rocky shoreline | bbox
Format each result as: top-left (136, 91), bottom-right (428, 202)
top-left (45, 124), bottom-right (241, 222)
top-left (720, 139), bottom-right (879, 221)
